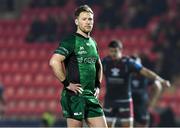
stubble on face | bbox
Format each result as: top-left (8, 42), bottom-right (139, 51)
top-left (76, 12), bottom-right (94, 34)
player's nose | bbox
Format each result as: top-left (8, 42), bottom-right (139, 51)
top-left (87, 19), bottom-right (91, 24)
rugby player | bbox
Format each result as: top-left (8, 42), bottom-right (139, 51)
top-left (131, 56), bottom-right (163, 127)
top-left (102, 40), bottom-right (170, 127)
top-left (49, 5), bottom-right (107, 127)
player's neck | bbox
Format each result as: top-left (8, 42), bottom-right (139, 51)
top-left (76, 29), bottom-right (90, 38)
top-left (112, 57), bottom-right (121, 60)
top-left (111, 54), bottom-right (122, 60)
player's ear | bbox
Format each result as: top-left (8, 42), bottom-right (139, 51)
top-left (75, 19), bottom-right (78, 25)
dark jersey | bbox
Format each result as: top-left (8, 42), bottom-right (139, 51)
top-left (54, 33), bottom-right (100, 93)
top-left (131, 73), bottom-right (152, 105)
top-left (102, 56), bottom-right (143, 107)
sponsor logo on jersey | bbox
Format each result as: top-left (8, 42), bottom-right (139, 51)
top-left (77, 57), bottom-right (97, 64)
top-left (78, 46), bottom-right (87, 55)
top-left (78, 50), bottom-right (87, 55)
top-left (80, 46), bottom-right (84, 50)
top-left (108, 77), bottom-right (124, 84)
top-left (111, 68), bottom-right (120, 76)
top-left (74, 112), bottom-right (82, 116)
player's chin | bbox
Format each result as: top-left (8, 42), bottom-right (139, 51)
top-left (84, 28), bottom-right (92, 33)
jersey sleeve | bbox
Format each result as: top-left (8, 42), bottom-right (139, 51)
top-left (128, 58), bottom-right (143, 73)
top-left (91, 38), bottom-right (100, 59)
top-left (101, 58), bottom-right (107, 73)
top-left (54, 39), bottom-right (74, 58)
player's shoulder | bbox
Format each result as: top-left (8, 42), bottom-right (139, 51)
top-left (102, 56), bottom-right (112, 63)
top-left (121, 56), bottom-right (131, 63)
top-left (121, 56), bottom-right (138, 67)
top-left (90, 37), bottom-right (98, 47)
top-left (90, 37), bottom-right (97, 42)
top-left (61, 34), bottom-right (76, 43)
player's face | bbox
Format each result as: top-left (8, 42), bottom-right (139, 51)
top-left (109, 48), bottom-right (122, 59)
top-left (76, 12), bottom-right (94, 33)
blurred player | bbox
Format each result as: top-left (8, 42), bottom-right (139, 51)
top-left (131, 56), bottom-right (163, 127)
top-left (49, 5), bottom-right (107, 127)
top-left (102, 40), bottom-right (170, 128)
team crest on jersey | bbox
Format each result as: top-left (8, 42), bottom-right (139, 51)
top-left (132, 80), bottom-right (140, 88)
top-left (111, 68), bottom-right (120, 76)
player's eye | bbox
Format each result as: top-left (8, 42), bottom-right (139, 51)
top-left (88, 18), bottom-right (93, 21)
top-left (82, 18), bottom-right (87, 21)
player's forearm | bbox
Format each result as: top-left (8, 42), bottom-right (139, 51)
top-left (98, 59), bottom-right (103, 83)
top-left (49, 58), bottom-right (66, 82)
top-left (140, 68), bottom-right (164, 82)
top-left (149, 92), bottom-right (159, 108)
top-left (149, 81), bottom-right (162, 108)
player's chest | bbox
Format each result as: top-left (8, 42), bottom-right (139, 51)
top-left (106, 62), bottom-right (129, 77)
top-left (74, 40), bottom-right (97, 57)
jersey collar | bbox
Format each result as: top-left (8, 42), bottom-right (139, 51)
top-left (75, 33), bottom-right (90, 40)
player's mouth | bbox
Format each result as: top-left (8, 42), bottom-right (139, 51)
top-left (85, 26), bottom-right (92, 28)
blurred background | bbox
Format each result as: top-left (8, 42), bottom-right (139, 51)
top-left (0, 0), bottom-right (179, 127)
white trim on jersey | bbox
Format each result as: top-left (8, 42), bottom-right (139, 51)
top-left (114, 98), bottom-right (132, 103)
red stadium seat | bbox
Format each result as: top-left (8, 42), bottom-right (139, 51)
top-left (2, 74), bottom-right (13, 86)
top-left (21, 73), bottom-right (33, 85)
top-left (4, 87), bottom-right (16, 100)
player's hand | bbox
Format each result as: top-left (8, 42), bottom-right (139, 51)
top-left (161, 80), bottom-right (171, 87)
top-left (94, 87), bottom-right (100, 98)
top-left (66, 83), bottom-right (84, 94)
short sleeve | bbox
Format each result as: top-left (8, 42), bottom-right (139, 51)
top-left (92, 38), bottom-right (100, 59)
top-left (128, 58), bottom-right (143, 73)
top-left (54, 39), bottom-right (74, 58)
top-left (101, 58), bottom-right (107, 73)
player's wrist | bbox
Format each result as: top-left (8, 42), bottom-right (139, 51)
top-left (61, 78), bottom-right (70, 87)
top-left (155, 76), bottom-right (164, 83)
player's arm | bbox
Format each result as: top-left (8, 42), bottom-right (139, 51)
top-left (139, 67), bottom-right (171, 88)
top-left (129, 58), bottom-right (170, 108)
top-left (128, 58), bottom-right (170, 88)
top-left (94, 58), bottom-right (103, 97)
top-left (49, 54), bottom-right (83, 94)
top-left (49, 40), bottom-right (83, 94)
top-left (148, 80), bottom-right (163, 108)
top-left (49, 54), bottom-right (66, 82)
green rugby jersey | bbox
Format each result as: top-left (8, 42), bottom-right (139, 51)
top-left (54, 33), bottom-right (100, 92)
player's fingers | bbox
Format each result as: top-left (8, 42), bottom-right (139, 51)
top-left (73, 90), bottom-right (78, 94)
top-left (74, 84), bottom-right (81, 87)
top-left (94, 88), bottom-right (99, 97)
top-left (94, 92), bottom-right (96, 96)
top-left (70, 83), bottom-right (81, 87)
top-left (94, 92), bottom-right (98, 98)
top-left (165, 81), bottom-right (171, 87)
top-left (94, 90), bottom-right (97, 95)
top-left (77, 87), bottom-right (83, 92)
top-left (167, 82), bottom-right (171, 87)
top-left (76, 88), bottom-right (82, 94)
top-left (77, 90), bottom-right (82, 94)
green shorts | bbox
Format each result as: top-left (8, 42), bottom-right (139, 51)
top-left (60, 89), bottom-right (104, 121)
